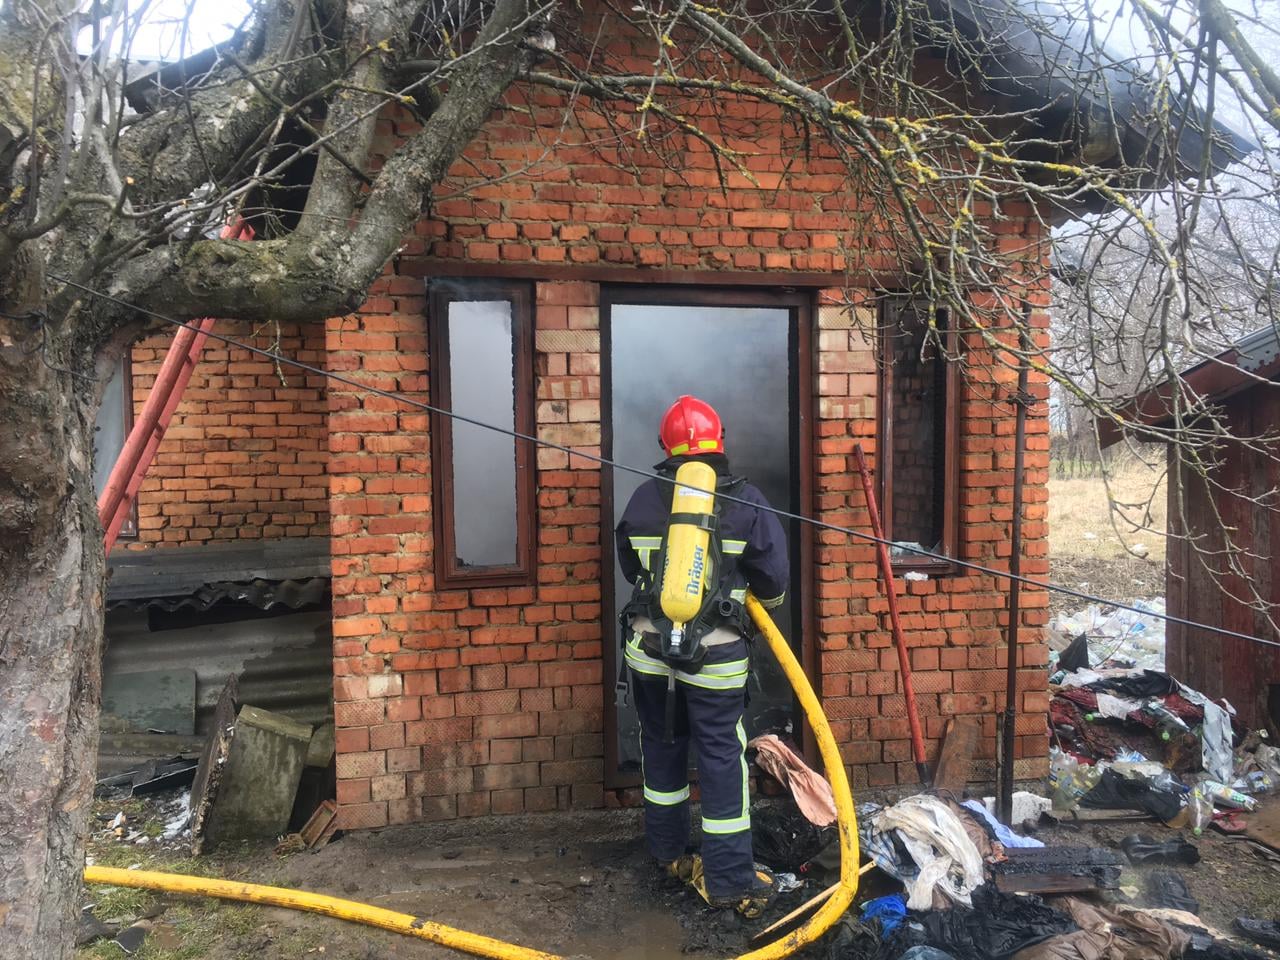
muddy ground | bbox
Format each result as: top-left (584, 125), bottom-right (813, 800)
top-left (80, 788), bottom-right (1280, 960)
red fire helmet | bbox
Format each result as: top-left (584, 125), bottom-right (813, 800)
top-left (659, 395), bottom-right (725, 457)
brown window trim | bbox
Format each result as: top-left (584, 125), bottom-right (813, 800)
top-left (876, 297), bottom-right (960, 574)
top-left (428, 278), bottom-right (536, 589)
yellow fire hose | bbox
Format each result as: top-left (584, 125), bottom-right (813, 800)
top-left (85, 594), bottom-right (861, 960)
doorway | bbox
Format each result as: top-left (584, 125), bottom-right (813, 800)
top-left (601, 287), bottom-right (813, 783)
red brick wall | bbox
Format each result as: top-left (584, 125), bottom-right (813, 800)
top-left (120, 321), bottom-right (329, 549)
top-left (316, 12), bottom-right (1055, 826)
top-left (327, 284), bottom-right (1052, 830)
top-left (812, 292), bottom-right (1052, 790)
top-left (327, 282), bottom-right (608, 827)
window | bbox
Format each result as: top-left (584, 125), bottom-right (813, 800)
top-left (878, 297), bottom-right (958, 569)
top-left (429, 279), bottom-right (535, 587)
top-left (93, 356), bottom-right (138, 539)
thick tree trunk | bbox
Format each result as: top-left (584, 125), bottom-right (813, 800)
top-left (0, 279), bottom-right (105, 959)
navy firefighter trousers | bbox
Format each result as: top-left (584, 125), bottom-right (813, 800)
top-left (626, 630), bottom-right (753, 898)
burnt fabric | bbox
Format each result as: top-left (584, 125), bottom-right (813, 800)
top-left (631, 661), bottom-right (754, 898)
top-left (1050, 698), bottom-right (1133, 760)
top-left (1185, 932), bottom-right (1270, 960)
top-left (750, 734), bottom-right (837, 826)
top-left (1080, 769), bottom-right (1183, 822)
top-left (750, 801), bottom-right (834, 874)
top-left (822, 916), bottom-right (879, 960)
top-left (882, 885), bottom-right (1078, 960)
top-left (1147, 871), bottom-right (1200, 913)
top-left (1009, 897), bottom-right (1191, 960)
top-left (1085, 670), bottom-right (1178, 699)
top-left (1059, 634), bottom-right (1091, 673)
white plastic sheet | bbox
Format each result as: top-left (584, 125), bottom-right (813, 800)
top-left (1049, 598), bottom-right (1167, 670)
top-left (872, 795), bottom-right (985, 909)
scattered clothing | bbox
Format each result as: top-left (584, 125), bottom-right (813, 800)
top-left (1050, 697), bottom-right (1132, 760)
top-left (1146, 871), bottom-right (1200, 914)
top-left (1185, 933), bottom-right (1270, 960)
top-left (962, 799), bottom-right (1045, 849)
top-left (751, 801), bottom-right (834, 874)
top-left (749, 734), bottom-right (837, 827)
top-left (1234, 918), bottom-right (1280, 951)
top-left (900, 949), bottom-right (960, 960)
top-left (1013, 897), bottom-right (1190, 960)
top-left (1058, 634), bottom-right (1090, 673)
top-left (860, 894), bottom-right (907, 936)
top-left (823, 916), bottom-right (879, 960)
top-left (1081, 769), bottom-right (1183, 823)
top-left (872, 795), bottom-right (986, 909)
top-left (946, 799), bottom-right (1005, 861)
top-left (889, 884), bottom-right (1078, 960)
top-left (1056, 688), bottom-right (1100, 712)
top-left (1119, 834), bottom-right (1199, 866)
top-left (1085, 670), bottom-right (1179, 699)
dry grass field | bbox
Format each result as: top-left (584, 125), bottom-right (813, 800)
top-left (1047, 454), bottom-right (1168, 611)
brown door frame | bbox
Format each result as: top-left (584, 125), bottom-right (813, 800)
top-left (600, 285), bottom-right (817, 790)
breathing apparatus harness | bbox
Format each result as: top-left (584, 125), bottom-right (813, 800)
top-left (617, 460), bottom-right (752, 740)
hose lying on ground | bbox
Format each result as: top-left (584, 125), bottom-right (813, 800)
top-left (85, 594), bottom-right (861, 960)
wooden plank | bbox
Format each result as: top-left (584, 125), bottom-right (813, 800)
top-left (993, 874), bottom-right (1108, 895)
top-left (1061, 808), bottom-right (1153, 823)
top-left (300, 800), bottom-right (339, 850)
top-left (932, 716), bottom-right (980, 795)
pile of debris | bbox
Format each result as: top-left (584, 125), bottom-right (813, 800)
top-left (1045, 663), bottom-right (1280, 840)
top-left (738, 730), bottom-right (1280, 960)
top-left (1049, 599), bottom-right (1168, 673)
top-left (92, 676), bottom-right (338, 856)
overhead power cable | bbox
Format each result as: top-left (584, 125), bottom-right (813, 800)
top-left (51, 273), bottom-right (1280, 652)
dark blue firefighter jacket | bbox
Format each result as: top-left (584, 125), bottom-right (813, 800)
top-left (615, 455), bottom-right (790, 610)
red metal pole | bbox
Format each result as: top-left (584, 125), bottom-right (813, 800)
top-left (98, 318), bottom-right (218, 549)
top-left (853, 443), bottom-right (930, 785)
top-left (98, 221), bottom-right (251, 552)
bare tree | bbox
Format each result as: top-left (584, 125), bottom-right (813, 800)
top-left (3, 0), bottom-right (1280, 955)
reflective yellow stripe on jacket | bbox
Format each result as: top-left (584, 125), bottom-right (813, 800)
top-left (623, 635), bottom-right (748, 690)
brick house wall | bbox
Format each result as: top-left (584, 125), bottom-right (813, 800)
top-left (120, 322), bottom-right (330, 548)
top-left (327, 278), bottom-right (1050, 830)
top-left (323, 14), bottom-right (1054, 825)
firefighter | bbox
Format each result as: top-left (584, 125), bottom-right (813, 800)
top-left (615, 395), bottom-right (789, 918)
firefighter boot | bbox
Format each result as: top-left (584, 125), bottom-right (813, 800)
top-left (708, 865), bottom-right (777, 919)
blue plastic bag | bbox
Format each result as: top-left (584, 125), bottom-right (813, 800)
top-left (860, 893), bottom-right (908, 935)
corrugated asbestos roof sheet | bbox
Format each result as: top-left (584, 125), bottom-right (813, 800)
top-left (106, 538), bottom-right (331, 610)
top-left (108, 577), bottom-right (329, 612)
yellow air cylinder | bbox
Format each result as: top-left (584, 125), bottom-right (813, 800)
top-left (659, 460), bottom-right (717, 634)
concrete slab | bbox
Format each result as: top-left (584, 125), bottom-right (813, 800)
top-left (200, 704), bottom-right (311, 849)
